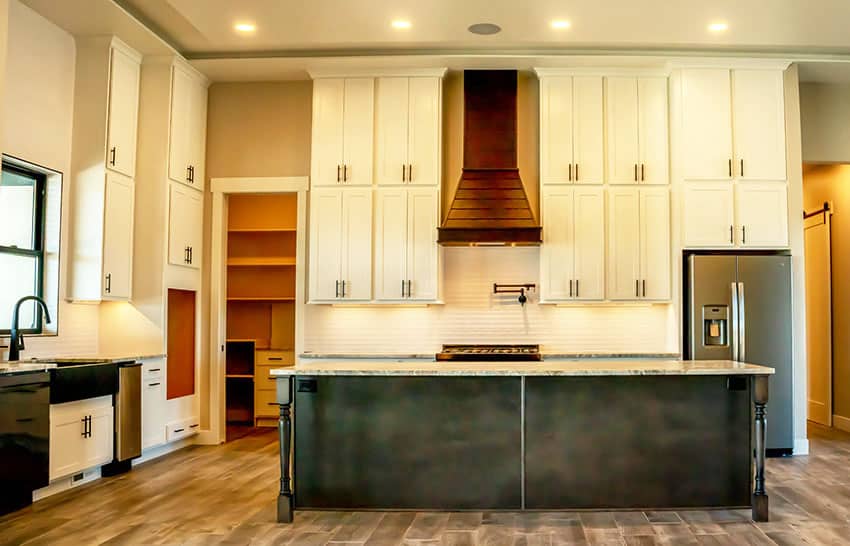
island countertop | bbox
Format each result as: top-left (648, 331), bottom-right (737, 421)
top-left (270, 359), bottom-right (774, 377)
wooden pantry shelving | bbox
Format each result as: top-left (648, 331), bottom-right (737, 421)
top-left (225, 194), bottom-right (297, 438)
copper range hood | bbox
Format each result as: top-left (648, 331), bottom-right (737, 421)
top-left (438, 70), bottom-right (541, 246)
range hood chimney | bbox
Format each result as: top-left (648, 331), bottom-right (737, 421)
top-left (438, 70), bottom-right (541, 245)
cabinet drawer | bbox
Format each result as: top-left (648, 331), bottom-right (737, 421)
top-left (143, 362), bottom-right (164, 381)
top-left (255, 365), bottom-right (278, 391)
top-left (255, 389), bottom-right (279, 418)
top-left (255, 350), bottom-right (294, 366)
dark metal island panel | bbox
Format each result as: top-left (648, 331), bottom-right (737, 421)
top-left (291, 376), bottom-right (523, 510)
top-left (524, 375), bottom-right (751, 510)
top-left (273, 361), bottom-right (773, 524)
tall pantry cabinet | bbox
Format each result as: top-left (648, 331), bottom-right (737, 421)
top-left (69, 37), bottom-right (141, 302)
top-left (134, 56), bottom-right (209, 446)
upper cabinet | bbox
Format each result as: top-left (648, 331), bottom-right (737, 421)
top-left (375, 77), bottom-right (442, 186)
top-left (680, 68), bottom-right (786, 181)
top-left (539, 76), bottom-right (604, 185)
top-left (310, 78), bottom-right (374, 187)
top-left (69, 37), bottom-right (142, 302)
top-left (106, 46), bottom-right (141, 178)
top-left (167, 185), bottom-right (203, 270)
top-left (168, 63), bottom-right (209, 190)
top-left (606, 77), bottom-right (669, 185)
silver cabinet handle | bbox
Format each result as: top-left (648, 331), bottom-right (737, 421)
top-left (738, 282), bottom-right (746, 362)
top-left (730, 282), bottom-right (739, 361)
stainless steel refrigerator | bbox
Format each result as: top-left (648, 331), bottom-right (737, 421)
top-left (685, 254), bottom-right (793, 455)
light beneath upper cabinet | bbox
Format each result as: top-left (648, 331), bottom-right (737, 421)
top-left (551, 20), bottom-right (571, 30)
top-left (234, 22), bottom-right (257, 33)
top-left (708, 22), bottom-right (728, 32)
top-left (391, 19), bottom-right (412, 29)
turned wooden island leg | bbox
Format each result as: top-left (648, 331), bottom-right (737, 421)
top-left (752, 375), bottom-right (769, 522)
top-left (277, 376), bottom-right (294, 523)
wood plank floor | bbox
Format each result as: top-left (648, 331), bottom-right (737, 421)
top-left (2, 423), bottom-right (849, 545)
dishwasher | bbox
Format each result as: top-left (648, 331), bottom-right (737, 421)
top-left (102, 361), bottom-right (142, 476)
top-left (0, 371), bottom-right (50, 516)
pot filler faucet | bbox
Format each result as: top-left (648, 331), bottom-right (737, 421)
top-left (8, 296), bottom-right (51, 361)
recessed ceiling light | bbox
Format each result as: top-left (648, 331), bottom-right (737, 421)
top-left (551, 20), bottom-right (571, 30)
top-left (708, 22), bottom-right (728, 32)
top-left (391, 20), bottom-right (412, 30)
top-left (234, 22), bottom-right (256, 33)
top-left (468, 23), bottom-right (501, 35)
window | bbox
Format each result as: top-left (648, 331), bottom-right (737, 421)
top-left (0, 161), bottom-right (47, 334)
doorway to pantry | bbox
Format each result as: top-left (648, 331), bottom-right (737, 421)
top-left (208, 178), bottom-right (307, 444)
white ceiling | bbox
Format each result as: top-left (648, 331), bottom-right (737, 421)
top-left (112, 0), bottom-right (850, 56)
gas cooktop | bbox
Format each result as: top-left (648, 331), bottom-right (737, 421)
top-left (436, 344), bottom-right (541, 362)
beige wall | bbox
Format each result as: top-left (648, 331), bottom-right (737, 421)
top-left (800, 82), bottom-right (850, 164)
top-left (442, 70), bottom-right (540, 221)
top-left (804, 164), bottom-right (850, 420)
top-left (0, 0), bottom-right (102, 358)
top-left (0, 0), bottom-right (8, 161)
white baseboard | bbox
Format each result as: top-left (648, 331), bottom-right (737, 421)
top-left (33, 467), bottom-right (102, 502)
top-left (133, 436), bottom-right (196, 466)
top-left (794, 438), bottom-right (810, 456)
top-left (195, 428), bottom-right (223, 445)
top-left (833, 414), bottom-right (850, 433)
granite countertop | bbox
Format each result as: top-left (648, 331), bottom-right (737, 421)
top-left (26, 353), bottom-right (166, 364)
top-left (271, 359), bottom-right (774, 377)
top-left (0, 362), bottom-right (57, 375)
top-left (300, 353), bottom-right (683, 360)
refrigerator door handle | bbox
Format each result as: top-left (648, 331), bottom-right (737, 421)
top-left (730, 282), bottom-right (739, 361)
top-left (738, 282), bottom-right (746, 362)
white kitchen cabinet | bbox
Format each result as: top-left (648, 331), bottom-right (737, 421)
top-left (639, 188), bottom-right (671, 300)
top-left (376, 77), bottom-right (441, 186)
top-left (49, 396), bottom-right (114, 480)
top-left (681, 183), bottom-right (735, 248)
top-left (101, 172), bottom-right (135, 299)
top-left (374, 188), bottom-right (439, 301)
top-left (540, 76), bottom-right (604, 185)
top-left (606, 76), bottom-right (669, 185)
top-left (732, 70), bottom-right (786, 181)
top-left (168, 184), bottom-right (203, 269)
top-left (311, 78), bottom-right (374, 187)
top-left (168, 62), bottom-right (208, 190)
top-left (309, 188), bottom-right (373, 302)
top-left (106, 45), bottom-right (141, 178)
top-left (606, 189), bottom-right (641, 299)
top-left (735, 182), bottom-right (789, 248)
top-left (540, 186), bottom-right (605, 301)
top-left (142, 360), bottom-right (166, 450)
top-left (681, 69), bottom-right (733, 181)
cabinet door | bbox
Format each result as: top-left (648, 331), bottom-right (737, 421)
top-left (49, 408), bottom-right (86, 480)
top-left (640, 187), bottom-right (671, 300)
top-left (102, 173), bottom-right (134, 300)
top-left (682, 183), bottom-right (735, 248)
top-left (735, 182), bottom-right (789, 248)
top-left (605, 77), bottom-right (640, 185)
top-left (732, 70), bottom-right (786, 181)
top-left (106, 46), bottom-right (140, 178)
top-left (407, 77), bottom-right (441, 186)
top-left (341, 189), bottom-right (373, 300)
top-left (374, 188), bottom-right (408, 300)
top-left (185, 190), bottom-right (203, 269)
top-left (681, 69), bottom-right (733, 180)
top-left (310, 79), bottom-right (345, 186)
top-left (308, 189), bottom-right (343, 301)
top-left (572, 76), bottom-right (604, 185)
top-left (540, 187), bottom-right (574, 300)
top-left (572, 187), bottom-right (605, 300)
top-left (540, 78), bottom-right (574, 185)
top-left (342, 78), bottom-right (374, 186)
top-left (83, 405), bottom-right (114, 470)
top-left (375, 77), bottom-right (409, 186)
top-left (606, 188), bottom-right (640, 300)
top-left (188, 80), bottom-right (208, 191)
top-left (168, 185), bottom-right (193, 267)
top-left (638, 77), bottom-right (669, 185)
top-left (168, 64), bottom-right (193, 186)
top-left (407, 188), bottom-right (439, 300)
top-left (142, 371), bottom-right (165, 449)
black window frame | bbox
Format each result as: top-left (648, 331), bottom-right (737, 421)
top-left (0, 161), bottom-right (47, 335)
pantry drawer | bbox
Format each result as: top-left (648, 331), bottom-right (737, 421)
top-left (255, 389), bottom-right (279, 418)
top-left (255, 350), bottom-right (294, 366)
top-left (255, 365), bottom-right (278, 391)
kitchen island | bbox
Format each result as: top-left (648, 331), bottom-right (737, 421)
top-left (271, 360), bottom-right (774, 523)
